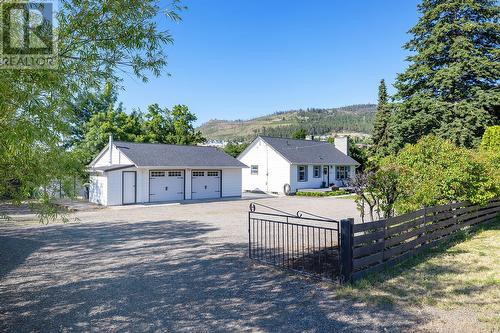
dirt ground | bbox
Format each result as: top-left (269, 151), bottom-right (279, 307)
top-left (0, 196), bottom-right (497, 332)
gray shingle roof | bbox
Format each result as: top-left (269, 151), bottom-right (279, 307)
top-left (114, 141), bottom-right (247, 168)
top-left (259, 136), bottom-right (360, 165)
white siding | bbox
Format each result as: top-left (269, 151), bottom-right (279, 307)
top-left (91, 166), bottom-right (243, 206)
top-left (107, 169), bottom-right (125, 206)
top-left (239, 138), bottom-right (290, 194)
top-left (185, 169), bottom-right (192, 200)
top-left (93, 147), bottom-right (110, 167)
top-left (137, 168), bottom-right (149, 203)
top-left (290, 165), bottom-right (325, 192)
top-left (111, 145), bottom-right (133, 165)
top-left (89, 175), bottom-right (107, 205)
top-left (222, 168), bottom-right (242, 197)
top-left (92, 144), bottom-right (134, 167)
top-left (329, 166), bottom-right (336, 186)
top-left (330, 164), bottom-right (357, 187)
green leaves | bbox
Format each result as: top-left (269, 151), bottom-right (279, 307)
top-left (73, 101), bottom-right (206, 167)
top-left (381, 135), bottom-right (499, 214)
top-left (292, 128), bottom-right (307, 139)
top-left (224, 142), bottom-right (249, 158)
top-left (391, 0), bottom-right (500, 150)
top-left (1, 1), bottom-right (184, 221)
top-left (480, 125), bottom-right (500, 151)
top-left (371, 79), bottom-right (392, 157)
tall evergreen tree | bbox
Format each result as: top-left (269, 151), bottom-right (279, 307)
top-left (371, 79), bottom-right (391, 156)
top-left (390, 0), bottom-right (500, 150)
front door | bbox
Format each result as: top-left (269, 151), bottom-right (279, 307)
top-left (322, 166), bottom-right (329, 187)
top-left (122, 171), bottom-right (136, 204)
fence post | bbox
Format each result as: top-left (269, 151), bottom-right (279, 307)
top-left (340, 218), bottom-right (354, 284)
top-left (248, 212), bottom-right (252, 259)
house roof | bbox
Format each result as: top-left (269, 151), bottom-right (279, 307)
top-left (259, 136), bottom-right (360, 166)
top-left (113, 141), bottom-right (247, 168)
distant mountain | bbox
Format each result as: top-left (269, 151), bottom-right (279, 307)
top-left (198, 104), bottom-right (376, 141)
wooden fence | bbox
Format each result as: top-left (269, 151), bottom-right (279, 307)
top-left (339, 199), bottom-right (500, 283)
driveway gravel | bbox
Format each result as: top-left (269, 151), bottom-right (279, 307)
top-left (0, 196), bottom-right (428, 332)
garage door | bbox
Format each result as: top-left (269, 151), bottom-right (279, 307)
top-left (149, 170), bottom-right (184, 202)
top-left (191, 170), bottom-right (221, 200)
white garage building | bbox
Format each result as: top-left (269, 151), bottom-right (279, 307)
top-left (88, 138), bottom-right (247, 206)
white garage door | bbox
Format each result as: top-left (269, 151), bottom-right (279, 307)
top-left (191, 170), bottom-right (221, 200)
top-left (149, 170), bottom-right (184, 202)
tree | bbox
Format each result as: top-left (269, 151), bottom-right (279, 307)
top-left (350, 172), bottom-right (379, 222)
top-left (65, 82), bottom-right (119, 147)
top-left (0, 0), bottom-right (184, 220)
top-left (142, 104), bottom-right (174, 144)
top-left (390, 0), bottom-right (500, 151)
top-left (169, 105), bottom-right (206, 145)
top-left (73, 103), bottom-right (206, 170)
top-left (292, 128), bottom-right (307, 139)
top-left (370, 165), bottom-right (405, 219)
top-left (381, 135), bottom-right (498, 214)
top-left (349, 144), bottom-right (369, 171)
top-left (480, 126), bottom-right (500, 151)
top-left (74, 109), bottom-right (144, 166)
top-left (224, 142), bottom-right (249, 158)
top-left (371, 79), bottom-right (391, 156)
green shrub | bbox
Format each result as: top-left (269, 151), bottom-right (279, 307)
top-left (381, 135), bottom-right (499, 214)
top-left (480, 126), bottom-right (500, 152)
top-left (295, 189), bottom-right (349, 197)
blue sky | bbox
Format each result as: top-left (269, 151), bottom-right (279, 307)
top-left (119, 0), bottom-right (421, 125)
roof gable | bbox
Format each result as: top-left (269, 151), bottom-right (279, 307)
top-left (259, 136), bottom-right (360, 166)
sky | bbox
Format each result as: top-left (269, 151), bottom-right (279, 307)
top-left (119, 0), bottom-right (422, 125)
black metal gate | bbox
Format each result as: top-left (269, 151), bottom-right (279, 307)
top-left (248, 202), bottom-right (340, 281)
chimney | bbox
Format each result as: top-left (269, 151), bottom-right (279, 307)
top-left (334, 136), bottom-right (349, 156)
top-left (108, 134), bottom-right (113, 165)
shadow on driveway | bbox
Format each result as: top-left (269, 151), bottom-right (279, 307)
top-left (0, 236), bottom-right (43, 279)
top-left (0, 219), bottom-right (424, 332)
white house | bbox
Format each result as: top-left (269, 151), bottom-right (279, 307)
top-left (238, 136), bottom-right (359, 194)
top-left (88, 136), bottom-right (247, 206)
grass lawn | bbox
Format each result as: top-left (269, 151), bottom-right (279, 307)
top-left (336, 219), bottom-right (500, 332)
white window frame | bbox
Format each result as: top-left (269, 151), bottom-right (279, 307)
top-left (336, 166), bottom-right (350, 180)
top-left (251, 165), bottom-right (258, 175)
top-left (207, 171), bottom-right (219, 177)
top-left (192, 171), bottom-right (205, 177)
top-left (298, 165), bottom-right (307, 182)
top-left (313, 165), bottom-right (321, 178)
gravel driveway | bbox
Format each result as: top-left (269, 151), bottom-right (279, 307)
top-left (0, 196), bottom-right (425, 332)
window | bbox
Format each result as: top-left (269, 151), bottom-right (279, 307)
top-left (150, 171), bottom-right (165, 177)
top-left (207, 171), bottom-right (219, 177)
top-left (336, 166), bottom-right (350, 180)
top-left (251, 165), bottom-right (258, 175)
top-left (298, 165), bottom-right (307, 182)
top-left (192, 171), bottom-right (204, 177)
top-left (313, 166), bottom-right (321, 178)
top-left (168, 171), bottom-right (182, 177)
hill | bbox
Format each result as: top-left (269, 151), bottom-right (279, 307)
top-left (198, 104), bottom-right (376, 141)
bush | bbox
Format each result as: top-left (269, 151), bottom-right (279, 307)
top-left (480, 126), bottom-right (500, 152)
top-left (295, 189), bottom-right (349, 197)
top-left (381, 135), bottom-right (499, 214)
